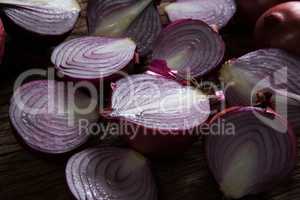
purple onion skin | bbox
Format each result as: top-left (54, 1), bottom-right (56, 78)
top-left (235, 0), bottom-right (289, 25)
top-left (255, 1), bottom-right (300, 56)
top-left (206, 106), bottom-right (297, 199)
top-left (101, 115), bottom-right (198, 157)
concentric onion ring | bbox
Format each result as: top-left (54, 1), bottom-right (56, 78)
top-left (0, 0), bottom-right (80, 35)
top-left (206, 107), bottom-right (297, 199)
top-left (108, 74), bottom-right (211, 130)
top-left (152, 19), bottom-right (225, 79)
top-left (66, 147), bottom-right (157, 200)
top-left (51, 36), bottom-right (136, 80)
top-left (9, 80), bottom-right (99, 154)
top-left (165, 0), bottom-right (236, 29)
top-left (87, 0), bottom-right (161, 55)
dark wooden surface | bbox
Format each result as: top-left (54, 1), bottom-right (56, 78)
top-left (0, 1), bottom-right (300, 200)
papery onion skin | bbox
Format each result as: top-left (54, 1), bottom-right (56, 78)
top-left (0, 0), bottom-right (80, 36)
top-left (235, 0), bottom-right (288, 24)
top-left (152, 19), bottom-right (225, 79)
top-left (206, 107), bottom-right (297, 199)
top-left (101, 74), bottom-right (211, 157)
top-left (51, 36), bottom-right (136, 81)
top-left (87, 0), bottom-right (161, 56)
top-left (66, 147), bottom-right (157, 200)
top-left (165, 0), bottom-right (236, 29)
top-left (255, 1), bottom-right (300, 56)
top-left (9, 80), bottom-right (99, 154)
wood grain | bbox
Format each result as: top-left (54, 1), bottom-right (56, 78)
top-left (0, 1), bottom-right (299, 200)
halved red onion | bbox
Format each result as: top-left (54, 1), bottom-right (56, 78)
top-left (165, 0), bottom-right (236, 29)
top-left (101, 74), bottom-right (211, 156)
top-left (66, 147), bottom-right (157, 200)
top-left (206, 107), bottom-right (297, 199)
top-left (219, 49), bottom-right (300, 136)
top-left (87, 0), bottom-right (161, 55)
top-left (0, 0), bottom-right (80, 36)
top-left (220, 48), bottom-right (300, 106)
top-left (9, 80), bottom-right (99, 154)
top-left (51, 36), bottom-right (136, 80)
top-left (151, 19), bottom-right (225, 80)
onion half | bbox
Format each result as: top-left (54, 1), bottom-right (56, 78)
top-left (87, 0), bottom-right (161, 55)
top-left (220, 49), bottom-right (300, 135)
top-left (9, 80), bottom-right (99, 154)
top-left (51, 36), bottom-right (136, 80)
top-left (151, 19), bottom-right (225, 80)
top-left (0, 0), bottom-right (80, 36)
top-left (101, 74), bottom-right (211, 156)
top-left (206, 107), bottom-right (297, 199)
top-left (165, 0), bottom-right (236, 29)
top-left (66, 147), bottom-right (157, 200)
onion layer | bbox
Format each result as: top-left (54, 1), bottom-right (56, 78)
top-left (87, 0), bottom-right (161, 55)
top-left (165, 0), bottom-right (236, 29)
top-left (151, 19), bottom-right (225, 79)
top-left (206, 107), bottom-right (297, 199)
top-left (102, 74), bottom-right (210, 156)
top-left (66, 147), bottom-right (157, 200)
top-left (0, 0), bottom-right (80, 35)
top-left (9, 80), bottom-right (99, 154)
top-left (51, 36), bottom-right (136, 80)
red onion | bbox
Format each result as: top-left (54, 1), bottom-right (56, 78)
top-left (87, 0), bottom-right (161, 55)
top-left (206, 107), bottom-right (297, 199)
top-left (220, 48), bottom-right (300, 107)
top-left (9, 80), bottom-right (99, 154)
top-left (151, 19), bottom-right (225, 80)
top-left (0, 18), bottom-right (6, 63)
top-left (164, 0), bottom-right (236, 29)
top-left (255, 1), bottom-right (300, 56)
top-left (51, 36), bottom-right (136, 80)
top-left (0, 0), bottom-right (80, 36)
top-left (235, 0), bottom-right (288, 24)
top-left (101, 74), bottom-right (211, 156)
top-left (66, 147), bottom-right (157, 200)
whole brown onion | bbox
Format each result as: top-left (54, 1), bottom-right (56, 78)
top-left (236, 0), bottom-right (288, 24)
top-left (255, 1), bottom-right (300, 56)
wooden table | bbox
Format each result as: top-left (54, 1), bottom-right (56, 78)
top-left (0, 1), bottom-right (300, 200)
